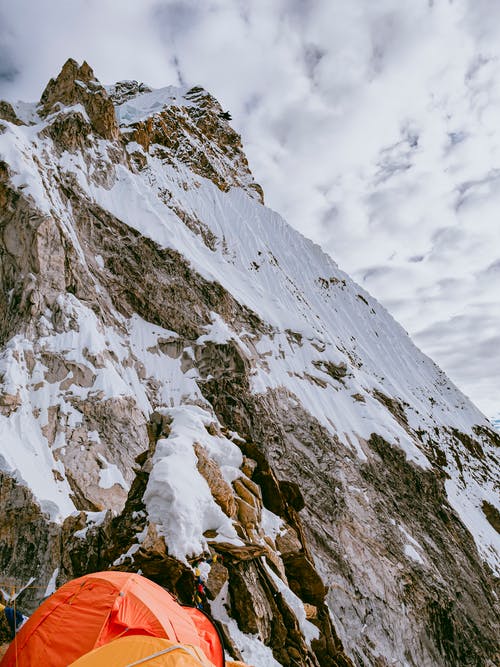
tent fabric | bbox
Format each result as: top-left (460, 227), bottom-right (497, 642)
top-left (68, 636), bottom-right (215, 666)
top-left (0, 572), bottom-right (224, 667)
top-left (183, 607), bottom-right (224, 667)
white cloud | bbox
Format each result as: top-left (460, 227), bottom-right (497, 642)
top-left (0, 0), bottom-right (498, 420)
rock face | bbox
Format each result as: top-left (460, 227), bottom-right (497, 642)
top-left (39, 58), bottom-right (119, 141)
top-left (0, 60), bottom-right (499, 666)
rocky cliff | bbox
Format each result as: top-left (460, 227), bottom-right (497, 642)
top-left (0, 59), bottom-right (498, 666)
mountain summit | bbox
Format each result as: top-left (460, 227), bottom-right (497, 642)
top-left (0, 59), bottom-right (498, 666)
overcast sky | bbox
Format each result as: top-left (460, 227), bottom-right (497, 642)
top-left (0, 0), bottom-right (499, 422)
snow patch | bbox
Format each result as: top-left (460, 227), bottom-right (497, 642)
top-left (44, 568), bottom-right (59, 597)
top-left (115, 85), bottom-right (193, 126)
top-left (261, 507), bottom-right (285, 542)
top-left (97, 454), bottom-right (128, 490)
top-left (404, 544), bottom-right (425, 565)
top-left (143, 405), bottom-right (240, 561)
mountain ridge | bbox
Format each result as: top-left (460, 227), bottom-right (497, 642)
top-left (0, 59), bottom-right (498, 666)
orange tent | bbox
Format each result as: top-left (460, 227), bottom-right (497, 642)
top-left (0, 572), bottom-right (224, 667)
top-left (68, 636), bottom-right (253, 666)
top-left (68, 635), bottom-right (215, 666)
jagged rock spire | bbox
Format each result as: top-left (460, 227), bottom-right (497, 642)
top-left (39, 58), bottom-right (119, 141)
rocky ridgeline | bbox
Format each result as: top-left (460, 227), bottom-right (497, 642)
top-left (0, 60), bottom-right (499, 666)
top-left (120, 83), bottom-right (264, 205)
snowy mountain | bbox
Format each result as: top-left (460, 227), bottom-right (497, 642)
top-left (0, 59), bottom-right (498, 666)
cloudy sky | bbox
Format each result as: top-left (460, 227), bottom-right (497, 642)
top-left (0, 0), bottom-right (499, 422)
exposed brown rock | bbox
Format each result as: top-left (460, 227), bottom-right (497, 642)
top-left (280, 480), bottom-right (305, 511)
top-left (39, 58), bottom-right (119, 141)
top-left (228, 560), bottom-right (285, 640)
top-left (210, 541), bottom-right (267, 562)
top-left (241, 456), bottom-right (258, 477)
top-left (0, 101), bottom-right (23, 126)
top-left (0, 390), bottom-right (21, 416)
top-left (41, 108), bottom-right (94, 152)
top-left (276, 525), bottom-right (303, 556)
top-left (235, 497), bottom-right (259, 534)
top-left (283, 553), bottom-right (327, 606)
top-left (204, 559), bottom-right (229, 600)
top-left (121, 85), bottom-right (263, 205)
top-left (451, 427), bottom-right (485, 459)
top-left (0, 472), bottom-right (62, 610)
top-left (373, 389), bottom-right (409, 430)
top-left (482, 500), bottom-right (500, 533)
top-left (232, 477), bottom-right (261, 508)
top-left (194, 443), bottom-right (236, 517)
